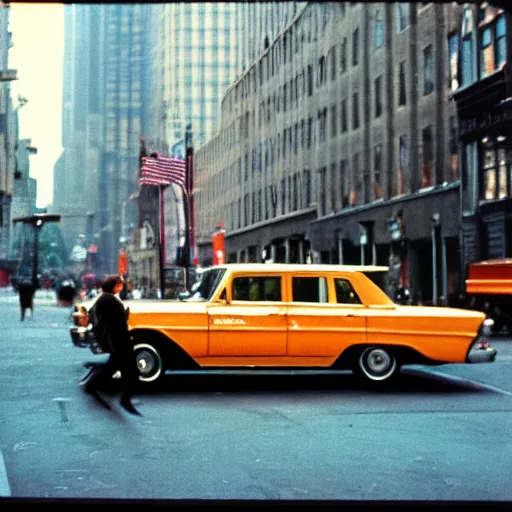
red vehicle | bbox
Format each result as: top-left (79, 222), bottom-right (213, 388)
top-left (465, 259), bottom-right (512, 334)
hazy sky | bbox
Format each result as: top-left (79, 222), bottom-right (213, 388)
top-left (8, 3), bottom-right (64, 208)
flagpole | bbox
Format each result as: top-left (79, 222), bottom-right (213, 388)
top-left (158, 184), bottom-right (166, 300)
top-left (184, 123), bottom-right (194, 279)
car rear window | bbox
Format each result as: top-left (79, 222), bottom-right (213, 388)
top-left (292, 277), bottom-right (328, 303)
top-left (334, 278), bottom-right (362, 304)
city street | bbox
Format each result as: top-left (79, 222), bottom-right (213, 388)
top-left (0, 291), bottom-right (511, 501)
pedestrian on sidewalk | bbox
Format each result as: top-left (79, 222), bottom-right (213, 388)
top-left (18, 278), bottom-right (35, 321)
top-left (81, 274), bottom-right (142, 416)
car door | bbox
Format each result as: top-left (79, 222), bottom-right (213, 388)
top-left (207, 273), bottom-right (287, 359)
top-left (286, 275), bottom-right (366, 366)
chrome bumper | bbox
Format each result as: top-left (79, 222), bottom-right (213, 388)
top-left (467, 344), bottom-right (497, 363)
top-left (466, 318), bottom-right (497, 363)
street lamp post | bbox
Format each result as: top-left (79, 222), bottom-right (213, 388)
top-left (12, 214), bottom-right (61, 289)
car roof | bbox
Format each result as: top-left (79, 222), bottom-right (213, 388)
top-left (212, 263), bottom-right (389, 273)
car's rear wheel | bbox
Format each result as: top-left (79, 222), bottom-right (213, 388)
top-left (133, 342), bottom-right (165, 383)
top-left (356, 346), bottom-right (399, 383)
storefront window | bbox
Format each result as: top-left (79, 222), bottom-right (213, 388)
top-left (484, 149), bottom-right (496, 199)
top-left (498, 149), bottom-right (507, 199)
top-left (481, 144), bottom-right (511, 201)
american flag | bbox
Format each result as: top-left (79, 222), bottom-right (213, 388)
top-left (140, 155), bottom-right (186, 187)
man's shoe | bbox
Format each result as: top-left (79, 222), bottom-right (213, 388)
top-left (120, 395), bottom-right (142, 416)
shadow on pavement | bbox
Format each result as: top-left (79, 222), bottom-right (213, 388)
top-left (122, 367), bottom-right (491, 398)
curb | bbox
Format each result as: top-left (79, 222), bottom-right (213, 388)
top-left (0, 450), bottom-right (11, 496)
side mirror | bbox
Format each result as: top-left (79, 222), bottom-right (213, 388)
top-left (178, 291), bottom-right (191, 301)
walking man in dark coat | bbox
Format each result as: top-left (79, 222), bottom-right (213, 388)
top-left (82, 274), bottom-right (142, 416)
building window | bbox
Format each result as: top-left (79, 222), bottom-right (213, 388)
top-left (424, 44), bottom-right (434, 95)
top-left (341, 99), bottom-right (347, 132)
top-left (396, 4), bottom-right (410, 33)
top-left (352, 28), bottom-right (359, 66)
top-left (319, 108), bottom-right (327, 143)
top-left (375, 76), bottom-right (382, 118)
top-left (353, 153), bottom-right (360, 205)
top-left (340, 160), bottom-right (348, 207)
top-left (307, 65), bottom-right (313, 96)
top-left (482, 146), bottom-right (508, 201)
top-left (363, 172), bottom-right (370, 204)
top-left (331, 105), bottom-right (337, 138)
top-left (244, 194), bottom-right (249, 226)
top-left (375, 11), bottom-right (383, 48)
top-left (307, 117), bottom-right (312, 148)
top-left (422, 126), bottom-right (433, 188)
top-left (374, 144), bottom-right (382, 199)
top-left (341, 38), bottom-right (347, 72)
top-left (258, 189), bottom-right (262, 221)
top-left (480, 14), bottom-right (508, 79)
top-left (480, 26), bottom-right (494, 78)
top-left (461, 7), bottom-right (476, 87)
top-left (449, 116), bottom-right (458, 181)
top-left (448, 33), bottom-right (459, 91)
top-left (318, 56), bottom-right (326, 85)
top-left (319, 167), bottom-right (327, 216)
top-left (330, 46), bottom-right (337, 80)
top-left (288, 176), bottom-right (292, 212)
top-left (293, 173), bottom-right (299, 211)
top-left (398, 134), bottom-right (408, 195)
top-left (496, 15), bottom-right (507, 69)
top-left (281, 178), bottom-right (286, 215)
top-left (399, 60), bottom-right (407, 106)
top-left (352, 93), bottom-right (359, 129)
top-left (330, 163), bottom-right (336, 212)
top-left (304, 169), bottom-right (311, 206)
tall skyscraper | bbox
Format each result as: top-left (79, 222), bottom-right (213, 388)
top-left (148, 3), bottom-right (243, 152)
top-left (56, 4), bottom-right (151, 274)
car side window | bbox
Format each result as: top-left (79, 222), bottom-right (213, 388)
top-left (335, 278), bottom-right (362, 304)
top-left (292, 277), bottom-right (328, 303)
top-left (232, 276), bottom-right (282, 301)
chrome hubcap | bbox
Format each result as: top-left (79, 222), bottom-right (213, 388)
top-left (359, 347), bottom-right (397, 381)
top-left (136, 350), bottom-right (156, 376)
top-left (367, 349), bottom-right (391, 374)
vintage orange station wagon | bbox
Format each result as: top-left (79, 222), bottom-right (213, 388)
top-left (70, 264), bottom-right (497, 385)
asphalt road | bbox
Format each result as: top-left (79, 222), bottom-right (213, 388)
top-left (0, 290), bottom-right (511, 501)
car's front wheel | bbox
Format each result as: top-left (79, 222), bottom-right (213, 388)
top-left (133, 342), bottom-right (165, 383)
top-left (355, 346), bottom-right (399, 383)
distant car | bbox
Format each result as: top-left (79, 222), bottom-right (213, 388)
top-left (70, 264), bottom-right (497, 385)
